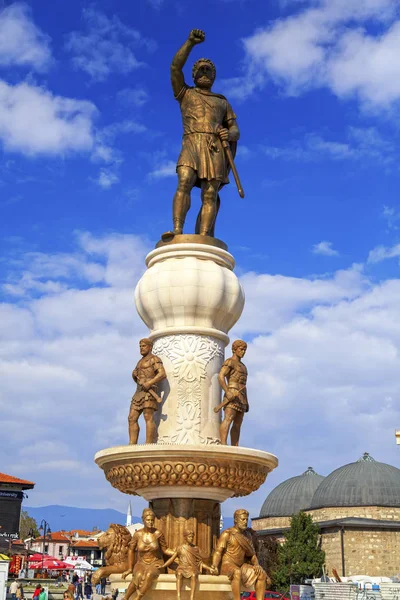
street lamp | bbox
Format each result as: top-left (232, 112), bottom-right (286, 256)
top-left (38, 520), bottom-right (51, 575)
top-left (25, 527), bottom-right (36, 575)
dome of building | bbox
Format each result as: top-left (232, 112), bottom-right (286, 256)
top-left (310, 452), bottom-right (400, 509)
top-left (259, 467), bottom-right (325, 518)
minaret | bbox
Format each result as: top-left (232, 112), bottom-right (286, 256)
top-left (126, 502), bottom-right (132, 527)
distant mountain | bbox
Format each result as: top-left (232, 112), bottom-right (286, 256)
top-left (24, 505), bottom-right (138, 532)
top-left (24, 505), bottom-right (234, 533)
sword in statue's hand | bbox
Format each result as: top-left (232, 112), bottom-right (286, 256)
top-left (218, 129), bottom-right (244, 198)
top-left (138, 379), bottom-right (163, 404)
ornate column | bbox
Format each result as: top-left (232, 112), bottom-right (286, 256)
top-left (134, 237), bottom-right (245, 445)
top-left (94, 236), bottom-right (279, 598)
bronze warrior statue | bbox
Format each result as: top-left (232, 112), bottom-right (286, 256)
top-left (212, 509), bottom-right (269, 600)
top-left (166, 29), bottom-right (240, 238)
top-left (128, 338), bottom-right (166, 445)
top-left (215, 339), bottom-right (248, 446)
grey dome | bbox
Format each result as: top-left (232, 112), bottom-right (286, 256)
top-left (310, 453), bottom-right (400, 509)
top-left (259, 467), bottom-right (325, 518)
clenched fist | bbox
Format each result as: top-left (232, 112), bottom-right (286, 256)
top-left (189, 29), bottom-right (205, 45)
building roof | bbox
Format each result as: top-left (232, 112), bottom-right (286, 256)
top-left (35, 531), bottom-right (70, 542)
top-left (70, 540), bottom-right (99, 548)
top-left (310, 453), bottom-right (400, 509)
top-left (0, 472), bottom-right (35, 489)
top-left (258, 467), bottom-right (325, 518)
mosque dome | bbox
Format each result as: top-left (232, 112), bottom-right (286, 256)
top-left (310, 452), bottom-right (400, 510)
top-left (259, 467), bottom-right (325, 518)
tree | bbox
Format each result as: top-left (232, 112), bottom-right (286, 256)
top-left (258, 536), bottom-right (279, 582)
top-left (19, 510), bottom-right (39, 540)
top-left (273, 511), bottom-right (325, 592)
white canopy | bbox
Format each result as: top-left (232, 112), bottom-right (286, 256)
top-left (64, 558), bottom-right (94, 571)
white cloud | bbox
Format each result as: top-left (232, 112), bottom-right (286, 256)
top-left (382, 205), bottom-right (400, 230)
top-left (368, 242), bottom-right (400, 264)
top-left (312, 240), bottom-right (339, 256)
top-left (65, 7), bottom-right (156, 82)
top-left (261, 126), bottom-right (396, 164)
top-left (0, 3), bottom-right (52, 71)
top-left (95, 168), bottom-right (120, 189)
top-left (148, 159), bottom-right (176, 179)
top-left (117, 87), bottom-right (149, 108)
top-left (3, 230), bottom-right (400, 516)
top-left (228, 0), bottom-right (400, 110)
top-left (91, 119), bottom-right (147, 184)
top-left (0, 80), bottom-right (96, 156)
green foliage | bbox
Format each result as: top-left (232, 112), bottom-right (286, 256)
top-left (19, 510), bottom-right (39, 540)
top-left (258, 536), bottom-right (279, 582)
top-left (273, 511), bottom-right (325, 591)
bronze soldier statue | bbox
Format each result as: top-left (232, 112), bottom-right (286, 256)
top-left (128, 338), bottom-right (166, 445)
top-left (166, 29), bottom-right (240, 238)
top-left (215, 339), bottom-right (248, 446)
top-left (163, 529), bottom-right (217, 600)
top-left (212, 509), bottom-right (269, 600)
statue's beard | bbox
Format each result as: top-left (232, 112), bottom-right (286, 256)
top-left (196, 76), bottom-right (213, 88)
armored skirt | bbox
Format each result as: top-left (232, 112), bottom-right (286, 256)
top-left (177, 133), bottom-right (229, 186)
top-left (130, 389), bottom-right (158, 413)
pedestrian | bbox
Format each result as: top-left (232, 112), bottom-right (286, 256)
top-left (84, 580), bottom-right (92, 600)
top-left (32, 584), bottom-right (41, 600)
top-left (38, 587), bottom-right (46, 600)
top-left (9, 580), bottom-right (18, 600)
top-left (16, 583), bottom-right (24, 600)
top-left (100, 578), bottom-right (106, 596)
top-left (72, 574), bottom-right (79, 585)
top-left (75, 579), bottom-right (83, 600)
top-left (63, 592), bottom-right (74, 600)
top-left (111, 589), bottom-right (118, 600)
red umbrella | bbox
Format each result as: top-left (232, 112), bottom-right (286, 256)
top-left (29, 558), bottom-right (73, 570)
top-left (29, 553), bottom-right (59, 562)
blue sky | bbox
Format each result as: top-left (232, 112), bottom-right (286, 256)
top-left (2, 0), bottom-right (400, 520)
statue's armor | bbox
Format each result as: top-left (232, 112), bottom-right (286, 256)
top-left (175, 85), bottom-right (236, 186)
top-left (130, 354), bottom-right (163, 413)
top-left (222, 358), bottom-right (248, 413)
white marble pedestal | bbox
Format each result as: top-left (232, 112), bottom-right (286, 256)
top-left (134, 240), bottom-right (245, 445)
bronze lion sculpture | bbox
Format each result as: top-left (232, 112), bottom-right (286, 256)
top-left (92, 524), bottom-right (132, 585)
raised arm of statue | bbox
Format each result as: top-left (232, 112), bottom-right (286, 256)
top-left (170, 29), bottom-right (205, 98)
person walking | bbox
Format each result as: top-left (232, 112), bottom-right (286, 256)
top-left (75, 579), bottom-right (83, 600)
top-left (39, 587), bottom-right (46, 600)
top-left (9, 580), bottom-right (18, 600)
top-left (100, 577), bottom-right (106, 596)
top-left (16, 583), bottom-right (24, 600)
top-left (32, 584), bottom-right (41, 600)
top-left (84, 580), bottom-right (92, 600)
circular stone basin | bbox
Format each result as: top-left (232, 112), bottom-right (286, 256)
top-left (95, 444), bottom-right (278, 502)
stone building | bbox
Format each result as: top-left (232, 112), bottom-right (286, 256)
top-left (252, 453), bottom-right (400, 577)
top-left (0, 471), bottom-right (35, 553)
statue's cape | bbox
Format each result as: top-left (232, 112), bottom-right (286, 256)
top-left (229, 529), bottom-right (256, 557)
